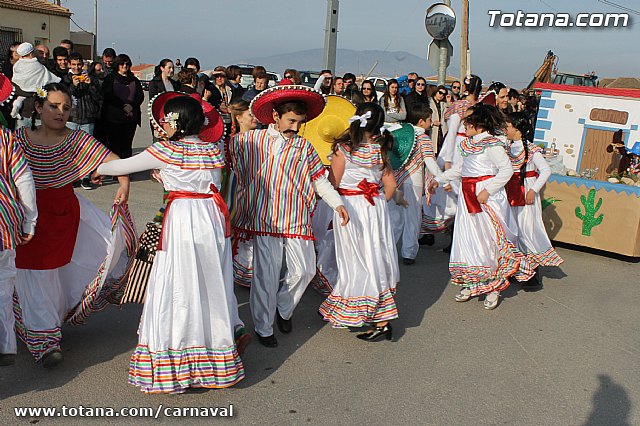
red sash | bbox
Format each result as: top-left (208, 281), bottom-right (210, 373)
top-left (505, 171), bottom-right (539, 207)
top-left (337, 179), bottom-right (380, 206)
top-left (461, 175), bottom-right (493, 214)
top-left (158, 184), bottom-right (231, 250)
top-left (456, 132), bottom-right (466, 137)
top-left (16, 184), bottom-right (80, 270)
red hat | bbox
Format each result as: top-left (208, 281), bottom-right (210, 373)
top-left (478, 91), bottom-right (496, 107)
top-left (0, 72), bottom-right (15, 106)
top-left (149, 91), bottom-right (225, 143)
top-left (250, 84), bottom-right (326, 125)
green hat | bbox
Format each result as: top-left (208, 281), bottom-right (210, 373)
top-left (389, 123), bottom-right (416, 171)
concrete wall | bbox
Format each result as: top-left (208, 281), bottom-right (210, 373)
top-left (0, 8), bottom-right (69, 48)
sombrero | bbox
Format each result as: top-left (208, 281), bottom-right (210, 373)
top-left (0, 72), bottom-right (15, 106)
top-left (389, 123), bottom-right (417, 171)
top-left (250, 83), bottom-right (325, 125)
top-left (149, 91), bottom-right (225, 143)
top-left (299, 95), bottom-right (356, 165)
top-left (478, 91), bottom-right (496, 106)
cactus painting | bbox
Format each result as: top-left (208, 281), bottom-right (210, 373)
top-left (542, 197), bottom-right (560, 210)
top-left (575, 189), bottom-right (604, 236)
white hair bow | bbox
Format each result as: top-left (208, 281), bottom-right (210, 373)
top-left (348, 111), bottom-right (372, 127)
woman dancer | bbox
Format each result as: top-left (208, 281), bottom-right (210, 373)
top-left (429, 104), bottom-right (533, 309)
top-left (97, 93), bottom-right (245, 393)
top-left (504, 112), bottom-right (563, 290)
top-left (320, 102), bottom-right (399, 340)
top-left (13, 83), bottom-right (135, 367)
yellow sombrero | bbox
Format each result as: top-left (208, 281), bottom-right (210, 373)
top-left (299, 95), bottom-right (356, 165)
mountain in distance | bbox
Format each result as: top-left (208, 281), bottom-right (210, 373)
top-left (229, 48), bottom-right (460, 78)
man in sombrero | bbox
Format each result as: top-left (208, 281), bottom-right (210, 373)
top-left (228, 82), bottom-right (349, 348)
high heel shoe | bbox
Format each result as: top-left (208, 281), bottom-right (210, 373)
top-left (356, 323), bottom-right (392, 342)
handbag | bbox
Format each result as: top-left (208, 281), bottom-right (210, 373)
top-left (119, 222), bottom-right (161, 304)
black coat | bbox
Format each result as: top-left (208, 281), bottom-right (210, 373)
top-left (101, 72), bottom-right (144, 125)
top-left (148, 75), bottom-right (181, 99)
top-left (61, 73), bottom-right (103, 124)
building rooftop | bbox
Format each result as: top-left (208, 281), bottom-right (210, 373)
top-left (0, 0), bottom-right (72, 17)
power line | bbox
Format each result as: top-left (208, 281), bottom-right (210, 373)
top-left (598, 0), bottom-right (640, 15)
top-left (70, 16), bottom-right (92, 33)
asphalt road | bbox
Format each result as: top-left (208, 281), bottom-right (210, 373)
top-left (1, 102), bottom-right (639, 425)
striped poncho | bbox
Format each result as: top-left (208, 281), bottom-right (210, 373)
top-left (228, 127), bottom-right (325, 240)
top-left (0, 127), bottom-right (30, 250)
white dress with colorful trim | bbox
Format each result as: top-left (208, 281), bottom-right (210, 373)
top-left (13, 128), bottom-right (136, 362)
top-left (98, 137), bottom-right (245, 394)
top-left (437, 133), bottom-right (533, 296)
top-left (421, 100), bottom-right (470, 234)
top-left (508, 140), bottom-right (564, 269)
top-left (319, 143), bottom-right (399, 327)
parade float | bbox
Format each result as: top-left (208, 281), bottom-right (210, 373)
top-left (533, 82), bottom-right (640, 257)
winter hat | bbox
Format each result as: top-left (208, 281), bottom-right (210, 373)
top-left (17, 42), bottom-right (34, 57)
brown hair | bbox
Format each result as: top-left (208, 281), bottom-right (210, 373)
top-left (177, 68), bottom-right (196, 85)
top-left (283, 69), bottom-right (301, 84)
top-left (332, 102), bottom-right (393, 170)
top-left (274, 101), bottom-right (307, 117)
top-left (228, 100), bottom-right (250, 135)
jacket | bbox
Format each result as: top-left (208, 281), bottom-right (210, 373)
top-left (148, 75), bottom-right (181, 99)
top-left (101, 72), bottom-right (144, 125)
top-left (62, 73), bottom-right (103, 124)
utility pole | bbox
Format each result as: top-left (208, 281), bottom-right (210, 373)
top-left (93, 0), bottom-right (98, 60)
top-left (323, 0), bottom-right (339, 73)
top-left (437, 0), bottom-right (451, 85)
top-left (461, 0), bottom-right (469, 80)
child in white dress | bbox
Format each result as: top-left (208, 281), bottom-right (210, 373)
top-left (97, 95), bottom-right (245, 393)
top-left (320, 103), bottom-right (400, 341)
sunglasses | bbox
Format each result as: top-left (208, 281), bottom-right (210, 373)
top-left (416, 83), bottom-right (426, 87)
top-left (284, 75), bottom-right (292, 78)
top-left (438, 91), bottom-right (447, 95)
top-left (362, 87), bottom-right (372, 91)
top-left (452, 85), bottom-right (460, 89)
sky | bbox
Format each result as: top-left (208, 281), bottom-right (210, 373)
top-left (61, 0), bottom-right (639, 87)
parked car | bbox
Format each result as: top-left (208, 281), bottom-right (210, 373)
top-left (298, 71), bottom-right (321, 87)
top-left (234, 64), bottom-right (281, 88)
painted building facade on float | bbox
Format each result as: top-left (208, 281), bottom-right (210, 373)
top-left (534, 83), bottom-right (640, 181)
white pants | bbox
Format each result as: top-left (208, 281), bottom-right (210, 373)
top-left (0, 250), bottom-right (17, 354)
top-left (391, 181), bottom-right (424, 259)
top-left (251, 236), bottom-right (315, 337)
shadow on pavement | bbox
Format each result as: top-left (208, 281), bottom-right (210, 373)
top-left (392, 234), bottom-right (451, 341)
top-left (584, 374), bottom-right (632, 426)
top-left (0, 304), bottom-right (142, 400)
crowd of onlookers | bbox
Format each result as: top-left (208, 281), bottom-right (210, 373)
top-left (1, 38), bottom-right (539, 189)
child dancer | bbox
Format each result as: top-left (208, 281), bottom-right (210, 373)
top-left (504, 112), bottom-right (563, 290)
top-left (0, 125), bottom-right (37, 366)
top-left (391, 103), bottom-right (442, 264)
top-left (226, 100), bottom-right (258, 288)
top-left (429, 104), bottom-right (533, 309)
top-left (97, 94), bottom-right (245, 393)
top-left (13, 83), bottom-right (135, 368)
top-left (320, 103), bottom-right (400, 340)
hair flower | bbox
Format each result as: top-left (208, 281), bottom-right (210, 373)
top-left (35, 86), bottom-right (47, 99)
top-left (164, 112), bottom-right (179, 129)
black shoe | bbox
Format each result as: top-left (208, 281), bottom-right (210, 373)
top-left (276, 311), bottom-right (292, 334)
top-left (419, 234), bottom-right (435, 246)
top-left (41, 349), bottom-right (63, 368)
top-left (256, 333), bottom-right (278, 348)
top-left (0, 353), bottom-right (16, 366)
top-left (356, 323), bottom-right (393, 342)
top-left (80, 178), bottom-right (94, 190)
top-left (402, 257), bottom-right (415, 265)
top-left (522, 272), bottom-right (542, 292)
